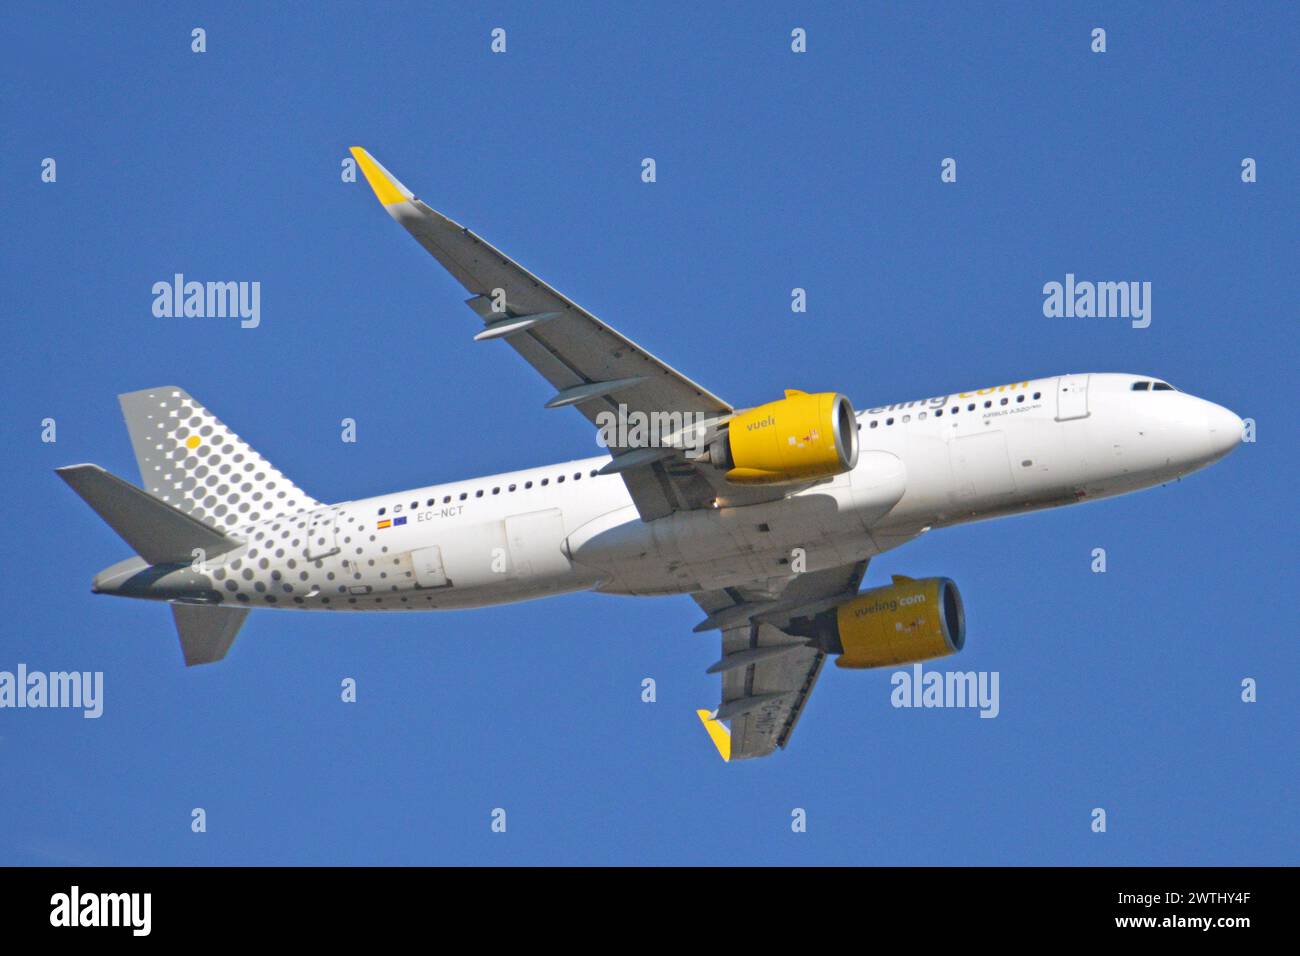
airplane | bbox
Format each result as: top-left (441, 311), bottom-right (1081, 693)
top-left (56, 147), bottom-right (1244, 761)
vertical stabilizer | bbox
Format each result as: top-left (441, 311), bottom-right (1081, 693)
top-left (118, 385), bottom-right (320, 534)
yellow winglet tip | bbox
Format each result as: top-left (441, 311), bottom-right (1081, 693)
top-left (696, 709), bottom-right (732, 762)
top-left (349, 146), bottom-right (413, 207)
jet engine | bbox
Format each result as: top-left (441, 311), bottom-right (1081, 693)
top-left (699, 389), bottom-right (859, 485)
top-left (785, 575), bottom-right (965, 668)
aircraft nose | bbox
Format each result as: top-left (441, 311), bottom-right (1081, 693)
top-left (1202, 402), bottom-right (1243, 460)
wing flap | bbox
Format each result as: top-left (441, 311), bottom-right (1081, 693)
top-left (694, 560), bottom-right (869, 760)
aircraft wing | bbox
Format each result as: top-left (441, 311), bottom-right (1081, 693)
top-left (692, 559), bottom-right (869, 761)
top-left (350, 147), bottom-right (800, 521)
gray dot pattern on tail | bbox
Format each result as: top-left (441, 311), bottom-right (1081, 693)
top-left (128, 388), bottom-right (320, 530)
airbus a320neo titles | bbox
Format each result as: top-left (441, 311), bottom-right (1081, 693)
top-left (58, 148), bottom-right (1244, 760)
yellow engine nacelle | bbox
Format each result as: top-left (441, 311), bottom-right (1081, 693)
top-left (715, 390), bottom-right (859, 485)
top-left (787, 576), bottom-right (965, 669)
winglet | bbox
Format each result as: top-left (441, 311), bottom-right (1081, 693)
top-left (349, 146), bottom-right (415, 207)
top-left (696, 709), bottom-right (732, 762)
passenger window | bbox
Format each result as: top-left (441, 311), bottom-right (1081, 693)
top-left (1016, 395), bottom-right (1024, 403)
top-left (508, 484), bottom-right (516, 492)
top-left (983, 401), bottom-right (991, 408)
top-left (492, 487), bottom-right (500, 495)
top-left (378, 508), bottom-right (386, 516)
top-left (870, 420), bottom-right (878, 428)
top-left (541, 478), bottom-right (549, 486)
top-left (525, 481), bottom-right (533, 489)
top-left (557, 475), bottom-right (565, 483)
top-left (967, 404), bottom-right (975, 411)
top-left (426, 499), bottom-right (435, 506)
top-left (394, 504), bottom-right (403, 513)
top-left (475, 490), bottom-right (484, 498)
top-left (935, 409), bottom-right (943, 417)
top-left (443, 496), bottom-right (451, 503)
top-left (459, 493), bottom-right (467, 501)
top-left (1033, 392), bottom-right (1042, 399)
top-left (886, 417), bottom-right (894, 426)
top-left (1000, 398), bottom-right (1008, 405)
top-left (919, 412), bottom-right (927, 420)
top-left (902, 414), bottom-right (911, 423)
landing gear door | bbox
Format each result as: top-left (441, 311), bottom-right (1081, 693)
top-left (948, 432), bottom-right (1017, 501)
top-left (305, 509), bottom-right (340, 560)
top-left (412, 546), bottom-right (450, 588)
top-left (505, 509), bottom-right (572, 579)
top-left (1056, 374), bottom-right (1090, 421)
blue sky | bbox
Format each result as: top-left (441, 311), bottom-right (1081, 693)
top-left (3, 2), bottom-right (1296, 865)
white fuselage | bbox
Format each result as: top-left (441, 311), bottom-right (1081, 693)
top-left (108, 373), bottom-right (1241, 611)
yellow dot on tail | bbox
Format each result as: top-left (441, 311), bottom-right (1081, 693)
top-left (185, 435), bottom-right (201, 449)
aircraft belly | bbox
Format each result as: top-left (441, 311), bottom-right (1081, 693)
top-left (566, 488), bottom-right (877, 596)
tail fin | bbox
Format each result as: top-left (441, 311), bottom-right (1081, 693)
top-left (56, 464), bottom-right (242, 565)
top-left (171, 604), bottom-right (248, 666)
top-left (117, 385), bottom-right (319, 535)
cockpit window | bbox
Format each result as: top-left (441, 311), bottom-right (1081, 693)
top-left (1131, 381), bottom-right (1150, 391)
top-left (1153, 382), bottom-right (1174, 391)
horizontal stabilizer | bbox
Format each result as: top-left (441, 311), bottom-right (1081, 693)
top-left (56, 464), bottom-right (242, 565)
top-left (171, 603), bottom-right (248, 666)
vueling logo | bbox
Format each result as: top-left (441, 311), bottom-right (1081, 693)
top-left (864, 381), bottom-right (1032, 415)
top-left (956, 382), bottom-right (1031, 399)
top-left (746, 415), bottom-right (776, 431)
